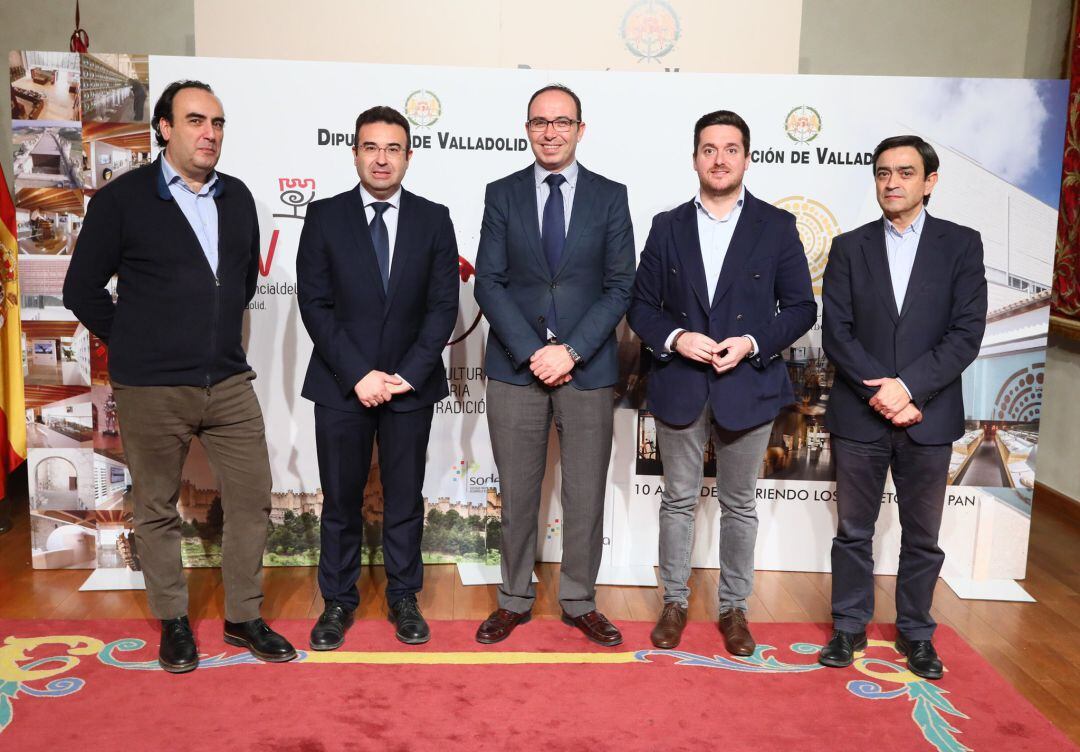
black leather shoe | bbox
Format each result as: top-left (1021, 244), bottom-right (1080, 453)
top-left (309, 601), bottom-right (354, 651)
top-left (896, 633), bottom-right (943, 680)
top-left (223, 618), bottom-right (297, 662)
top-left (389, 595), bottom-right (430, 645)
top-left (818, 629), bottom-right (868, 668)
top-left (159, 616), bottom-right (198, 673)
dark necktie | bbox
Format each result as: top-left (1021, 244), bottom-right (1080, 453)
top-left (369, 201), bottom-right (391, 291)
top-left (542, 173), bottom-right (566, 335)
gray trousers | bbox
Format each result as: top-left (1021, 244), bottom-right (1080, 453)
top-left (654, 405), bottom-right (772, 613)
top-left (112, 371), bottom-right (272, 623)
top-left (486, 378), bottom-right (613, 618)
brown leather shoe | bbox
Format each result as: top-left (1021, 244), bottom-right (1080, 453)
top-left (475, 608), bottom-right (531, 644)
top-left (650, 602), bottom-right (688, 649)
top-left (718, 608), bottom-right (756, 656)
top-left (561, 610), bottom-right (623, 647)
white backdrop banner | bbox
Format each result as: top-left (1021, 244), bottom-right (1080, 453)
top-left (136, 56), bottom-right (1063, 579)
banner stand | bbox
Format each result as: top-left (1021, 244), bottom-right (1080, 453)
top-left (79, 568), bottom-right (145, 592)
top-left (943, 577), bottom-right (1035, 603)
top-left (595, 565), bottom-right (657, 587)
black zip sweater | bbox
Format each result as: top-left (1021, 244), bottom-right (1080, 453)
top-left (63, 157), bottom-right (261, 387)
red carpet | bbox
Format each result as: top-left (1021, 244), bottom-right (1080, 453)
top-left (0, 619), bottom-right (1073, 751)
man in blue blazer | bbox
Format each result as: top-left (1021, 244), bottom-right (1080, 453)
top-left (297, 106), bottom-right (458, 648)
top-left (628, 110), bottom-right (815, 653)
top-left (473, 85), bottom-right (635, 646)
top-left (818, 136), bottom-right (986, 679)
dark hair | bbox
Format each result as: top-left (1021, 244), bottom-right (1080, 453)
top-left (693, 110), bottom-right (750, 155)
top-left (526, 84), bottom-right (582, 122)
top-left (152, 80), bottom-right (215, 147)
top-left (871, 135), bottom-right (939, 206)
top-left (353, 106), bottom-right (411, 149)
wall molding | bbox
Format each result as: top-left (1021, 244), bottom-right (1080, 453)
top-left (1034, 481), bottom-right (1080, 527)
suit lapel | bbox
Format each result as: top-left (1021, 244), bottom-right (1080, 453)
top-left (711, 191), bottom-right (764, 308)
top-left (385, 189), bottom-right (417, 308)
top-left (555, 164), bottom-right (597, 277)
top-left (673, 200), bottom-right (710, 313)
top-left (898, 213), bottom-right (938, 321)
top-left (860, 221), bottom-right (899, 324)
top-left (511, 166), bottom-right (548, 275)
top-left (344, 185), bottom-right (387, 304)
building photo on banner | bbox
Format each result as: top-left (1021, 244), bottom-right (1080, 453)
top-left (14, 52), bottom-right (1067, 604)
top-left (10, 50), bottom-right (148, 588)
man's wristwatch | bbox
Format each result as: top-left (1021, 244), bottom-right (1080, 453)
top-left (563, 343), bottom-right (583, 364)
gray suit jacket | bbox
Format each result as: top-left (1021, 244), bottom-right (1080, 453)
top-left (474, 163), bottom-right (635, 389)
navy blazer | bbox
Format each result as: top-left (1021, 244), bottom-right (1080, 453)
top-left (297, 186), bottom-right (459, 413)
top-left (628, 191), bottom-right (816, 431)
top-left (474, 164), bottom-right (636, 389)
top-left (822, 213), bottom-right (987, 444)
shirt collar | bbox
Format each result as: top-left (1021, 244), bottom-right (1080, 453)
top-left (161, 154), bottom-right (218, 197)
top-left (534, 160), bottom-right (579, 189)
top-left (695, 185), bottom-right (745, 223)
top-left (884, 207), bottom-right (926, 239)
top-left (358, 183), bottom-right (402, 210)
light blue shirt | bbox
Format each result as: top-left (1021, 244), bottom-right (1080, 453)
top-left (534, 160), bottom-right (578, 235)
top-left (665, 187), bottom-right (757, 356)
top-left (883, 208), bottom-right (925, 399)
top-left (696, 187), bottom-right (745, 303)
top-left (883, 208), bottom-right (925, 312)
top-left (162, 155), bottom-right (219, 275)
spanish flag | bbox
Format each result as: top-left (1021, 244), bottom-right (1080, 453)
top-left (0, 170), bottom-right (27, 497)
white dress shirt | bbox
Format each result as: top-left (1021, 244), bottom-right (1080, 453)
top-left (358, 183), bottom-right (402, 273)
top-left (357, 183), bottom-right (409, 389)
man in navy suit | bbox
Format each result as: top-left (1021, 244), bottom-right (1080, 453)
top-left (473, 84), bottom-right (635, 646)
top-left (818, 136), bottom-right (986, 679)
top-left (297, 106), bottom-right (458, 648)
top-left (628, 110), bottom-right (815, 653)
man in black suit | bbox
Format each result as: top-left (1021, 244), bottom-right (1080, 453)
top-left (297, 106), bottom-right (458, 648)
top-left (473, 84), bottom-right (635, 646)
top-left (818, 135), bottom-right (987, 679)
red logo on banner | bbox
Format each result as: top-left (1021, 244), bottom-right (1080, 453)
top-left (458, 255), bottom-right (475, 283)
top-left (260, 230), bottom-right (279, 277)
top-left (274, 178), bottom-right (317, 220)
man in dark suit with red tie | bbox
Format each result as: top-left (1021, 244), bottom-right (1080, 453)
top-left (297, 106), bottom-right (458, 649)
top-left (818, 135), bottom-right (987, 679)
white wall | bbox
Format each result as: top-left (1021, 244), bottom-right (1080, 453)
top-left (799, 0), bottom-right (1072, 77)
top-left (194, 0), bottom-right (803, 72)
top-left (1038, 335), bottom-right (1080, 500)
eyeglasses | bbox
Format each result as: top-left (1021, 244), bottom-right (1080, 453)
top-left (526, 117), bottom-right (580, 133)
top-left (357, 143), bottom-right (406, 156)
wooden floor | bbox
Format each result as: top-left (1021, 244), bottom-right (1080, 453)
top-left (2, 490), bottom-right (1078, 744)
